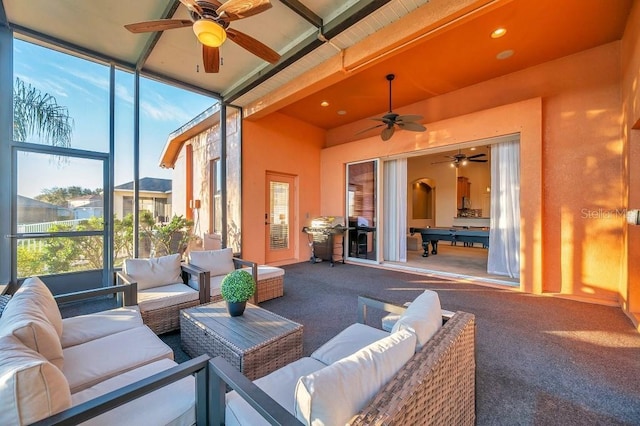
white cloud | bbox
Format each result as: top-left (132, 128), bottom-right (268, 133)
top-left (140, 97), bottom-right (192, 123)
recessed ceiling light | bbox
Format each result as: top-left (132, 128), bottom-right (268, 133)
top-left (491, 28), bottom-right (507, 39)
top-left (320, 101), bottom-right (329, 107)
top-left (496, 49), bottom-right (514, 60)
top-left (337, 110), bottom-right (347, 115)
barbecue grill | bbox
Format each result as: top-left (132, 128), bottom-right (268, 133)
top-left (302, 216), bottom-right (347, 266)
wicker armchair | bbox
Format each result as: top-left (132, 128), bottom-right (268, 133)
top-left (116, 254), bottom-right (209, 334)
top-left (187, 248), bottom-right (257, 303)
top-left (208, 295), bottom-right (476, 425)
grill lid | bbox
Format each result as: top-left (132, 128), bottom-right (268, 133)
top-left (310, 216), bottom-right (345, 228)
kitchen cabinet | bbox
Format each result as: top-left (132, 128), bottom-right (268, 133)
top-left (457, 176), bottom-right (471, 209)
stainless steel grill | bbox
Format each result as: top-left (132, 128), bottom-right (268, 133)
top-left (302, 216), bottom-right (347, 266)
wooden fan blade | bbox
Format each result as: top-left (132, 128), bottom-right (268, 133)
top-left (217, 0), bottom-right (272, 19)
top-left (396, 114), bottom-right (423, 122)
top-left (467, 153), bottom-right (486, 159)
top-left (469, 159), bottom-right (488, 162)
top-left (355, 123), bottom-right (385, 135)
top-left (179, 0), bottom-right (204, 16)
top-left (398, 122), bottom-right (426, 132)
top-left (203, 45), bottom-right (220, 73)
top-left (125, 20), bottom-right (193, 33)
top-left (381, 126), bottom-right (395, 141)
top-left (226, 28), bottom-right (280, 63)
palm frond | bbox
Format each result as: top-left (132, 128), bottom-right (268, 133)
top-left (13, 77), bottom-right (74, 148)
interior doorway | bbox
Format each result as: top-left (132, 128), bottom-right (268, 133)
top-left (265, 172), bottom-right (296, 263)
top-left (382, 137), bottom-right (521, 285)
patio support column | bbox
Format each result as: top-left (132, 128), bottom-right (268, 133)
top-left (133, 72), bottom-right (141, 257)
top-left (0, 19), bottom-right (12, 284)
top-left (221, 104), bottom-right (227, 248)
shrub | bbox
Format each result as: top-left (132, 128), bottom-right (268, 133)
top-left (221, 270), bottom-right (256, 303)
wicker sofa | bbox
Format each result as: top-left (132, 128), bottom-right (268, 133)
top-left (208, 291), bottom-right (477, 425)
top-left (0, 276), bottom-right (208, 425)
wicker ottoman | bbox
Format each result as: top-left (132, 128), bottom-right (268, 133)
top-left (251, 265), bottom-right (284, 303)
top-left (180, 301), bottom-right (303, 380)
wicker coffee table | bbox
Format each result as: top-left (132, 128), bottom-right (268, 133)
top-left (180, 301), bottom-right (303, 380)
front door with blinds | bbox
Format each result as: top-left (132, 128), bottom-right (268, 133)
top-left (265, 173), bottom-right (296, 263)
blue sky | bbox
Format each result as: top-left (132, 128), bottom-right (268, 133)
top-left (14, 39), bottom-right (215, 198)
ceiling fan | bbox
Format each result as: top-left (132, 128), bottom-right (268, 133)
top-left (125, 0), bottom-right (280, 73)
top-left (356, 74), bottom-right (426, 141)
top-left (432, 149), bottom-right (488, 167)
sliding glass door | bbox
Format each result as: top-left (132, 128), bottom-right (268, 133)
top-left (346, 160), bottom-right (378, 261)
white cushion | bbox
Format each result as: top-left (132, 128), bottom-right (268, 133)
top-left (391, 290), bottom-right (443, 349)
top-left (257, 265), bottom-right (284, 280)
top-left (72, 359), bottom-right (195, 426)
top-left (62, 325), bottom-right (174, 393)
top-left (209, 275), bottom-right (224, 297)
top-left (189, 265), bottom-right (253, 299)
top-left (294, 329), bottom-right (417, 426)
top-left (226, 357), bottom-right (326, 426)
top-left (137, 283), bottom-right (199, 313)
top-left (189, 248), bottom-right (234, 277)
top-left (310, 323), bottom-right (389, 366)
top-left (0, 295), bottom-right (64, 369)
top-left (123, 254), bottom-right (183, 291)
top-left (0, 334), bottom-right (72, 425)
top-left (61, 306), bottom-right (143, 348)
top-left (14, 276), bottom-right (63, 338)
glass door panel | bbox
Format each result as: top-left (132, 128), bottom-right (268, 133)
top-left (266, 173), bottom-right (295, 263)
top-left (15, 150), bottom-right (106, 278)
top-left (346, 160), bottom-right (377, 261)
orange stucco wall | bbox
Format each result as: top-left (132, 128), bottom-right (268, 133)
top-left (242, 34), bottom-right (640, 319)
top-left (621, 0), bottom-right (640, 327)
top-left (322, 42), bottom-right (625, 306)
top-left (242, 112), bottom-right (325, 264)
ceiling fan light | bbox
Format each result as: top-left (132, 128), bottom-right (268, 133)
top-left (193, 19), bottom-right (226, 47)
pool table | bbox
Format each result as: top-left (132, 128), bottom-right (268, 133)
top-left (409, 227), bottom-right (489, 257)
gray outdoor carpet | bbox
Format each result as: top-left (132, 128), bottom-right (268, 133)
top-left (60, 261), bottom-right (640, 424)
top-left (235, 262), bottom-right (640, 425)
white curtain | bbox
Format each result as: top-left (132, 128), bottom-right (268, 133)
top-left (488, 140), bottom-right (520, 278)
top-left (383, 159), bottom-right (407, 262)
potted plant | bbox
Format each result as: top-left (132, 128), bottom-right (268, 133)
top-left (221, 269), bottom-right (256, 316)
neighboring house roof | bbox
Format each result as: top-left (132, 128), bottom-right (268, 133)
top-left (68, 194), bottom-right (103, 207)
top-left (115, 177), bottom-right (172, 193)
top-left (72, 200), bottom-right (104, 209)
top-left (68, 194), bottom-right (102, 201)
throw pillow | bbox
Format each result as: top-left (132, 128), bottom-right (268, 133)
top-left (188, 248), bottom-right (235, 277)
top-left (294, 329), bottom-right (416, 425)
top-left (124, 253), bottom-right (183, 291)
top-left (14, 276), bottom-right (63, 338)
top-left (0, 295), bottom-right (65, 369)
top-left (0, 334), bottom-right (71, 425)
top-left (391, 290), bottom-right (442, 349)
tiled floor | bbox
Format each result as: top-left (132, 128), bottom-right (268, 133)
top-left (382, 243), bottom-right (520, 286)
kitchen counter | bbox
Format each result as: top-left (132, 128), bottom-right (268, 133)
top-left (452, 217), bottom-right (490, 228)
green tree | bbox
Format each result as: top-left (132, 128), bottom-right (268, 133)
top-left (114, 214), bottom-right (135, 264)
top-left (17, 245), bottom-right (47, 277)
top-left (13, 77), bottom-right (74, 146)
top-left (76, 217), bottom-right (105, 270)
top-left (35, 186), bottom-right (102, 207)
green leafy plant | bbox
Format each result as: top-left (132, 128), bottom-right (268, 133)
top-left (220, 270), bottom-right (256, 303)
